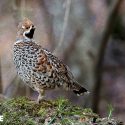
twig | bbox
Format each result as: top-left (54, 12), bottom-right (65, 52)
top-left (39, 0), bottom-right (55, 51)
top-left (92, 0), bottom-right (124, 113)
top-left (12, 0), bottom-right (27, 24)
top-left (82, 112), bottom-right (99, 118)
top-left (53, 0), bottom-right (71, 55)
top-left (20, 0), bottom-right (26, 19)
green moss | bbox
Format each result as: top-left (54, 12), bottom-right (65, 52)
top-left (38, 107), bottom-right (46, 117)
top-left (0, 97), bottom-right (123, 125)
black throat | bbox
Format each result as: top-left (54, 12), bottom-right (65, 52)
top-left (25, 28), bottom-right (35, 39)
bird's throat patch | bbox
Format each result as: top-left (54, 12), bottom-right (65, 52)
top-left (25, 28), bottom-right (35, 39)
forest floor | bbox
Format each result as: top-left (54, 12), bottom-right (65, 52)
top-left (0, 96), bottom-right (123, 125)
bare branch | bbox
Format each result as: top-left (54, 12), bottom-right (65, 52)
top-left (53, 0), bottom-right (71, 54)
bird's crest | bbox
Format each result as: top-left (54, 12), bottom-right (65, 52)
top-left (18, 18), bottom-right (34, 30)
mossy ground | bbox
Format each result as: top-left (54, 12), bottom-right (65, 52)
top-left (0, 97), bottom-right (123, 125)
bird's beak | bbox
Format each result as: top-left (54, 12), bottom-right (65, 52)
top-left (33, 27), bottom-right (36, 30)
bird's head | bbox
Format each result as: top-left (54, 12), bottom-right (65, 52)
top-left (17, 18), bottom-right (35, 40)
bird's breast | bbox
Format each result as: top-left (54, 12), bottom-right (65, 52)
top-left (13, 43), bottom-right (37, 83)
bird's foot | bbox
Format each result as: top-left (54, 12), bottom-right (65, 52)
top-left (37, 95), bottom-right (44, 104)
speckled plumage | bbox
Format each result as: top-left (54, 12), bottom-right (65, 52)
top-left (13, 18), bottom-right (88, 102)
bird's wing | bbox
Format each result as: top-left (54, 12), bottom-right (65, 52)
top-left (31, 47), bottom-right (74, 88)
top-left (30, 45), bottom-right (88, 94)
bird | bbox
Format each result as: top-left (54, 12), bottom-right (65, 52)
top-left (13, 18), bottom-right (89, 103)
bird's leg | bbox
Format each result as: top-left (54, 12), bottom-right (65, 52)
top-left (37, 89), bottom-right (45, 104)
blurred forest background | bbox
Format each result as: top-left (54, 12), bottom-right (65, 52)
top-left (0, 0), bottom-right (125, 123)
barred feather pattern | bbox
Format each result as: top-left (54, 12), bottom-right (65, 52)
top-left (13, 41), bottom-right (88, 95)
top-left (13, 19), bottom-right (88, 99)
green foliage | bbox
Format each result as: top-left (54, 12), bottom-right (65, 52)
top-left (0, 97), bottom-right (122, 125)
top-left (107, 104), bottom-right (114, 119)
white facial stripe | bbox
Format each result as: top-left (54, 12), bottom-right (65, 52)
top-left (23, 25), bottom-right (33, 39)
top-left (22, 25), bottom-right (25, 29)
top-left (24, 25), bottom-right (32, 34)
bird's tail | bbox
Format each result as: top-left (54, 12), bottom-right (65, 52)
top-left (72, 82), bottom-right (89, 96)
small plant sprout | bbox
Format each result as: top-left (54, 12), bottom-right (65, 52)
top-left (107, 104), bottom-right (114, 119)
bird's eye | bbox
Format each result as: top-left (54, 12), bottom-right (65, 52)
top-left (26, 27), bottom-right (29, 29)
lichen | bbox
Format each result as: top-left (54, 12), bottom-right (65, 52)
top-left (0, 97), bottom-right (123, 125)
